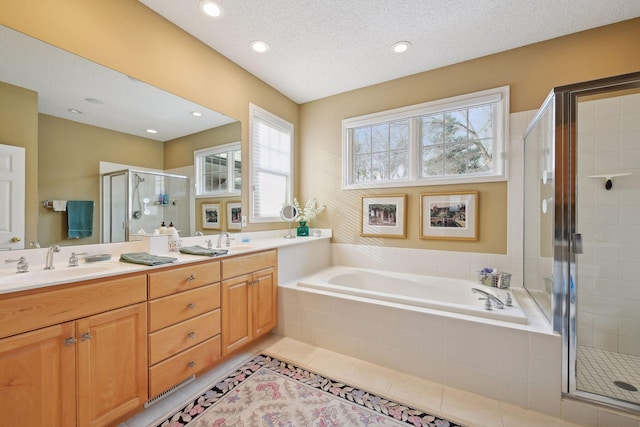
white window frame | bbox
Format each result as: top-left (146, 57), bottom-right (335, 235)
top-left (249, 103), bottom-right (294, 223)
top-left (342, 86), bottom-right (509, 189)
top-left (193, 141), bottom-right (242, 198)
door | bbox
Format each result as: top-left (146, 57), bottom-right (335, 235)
top-left (221, 274), bottom-right (252, 355)
top-left (0, 144), bottom-right (25, 250)
top-left (0, 322), bottom-right (76, 427)
top-left (76, 303), bottom-right (147, 427)
top-left (252, 267), bottom-right (277, 337)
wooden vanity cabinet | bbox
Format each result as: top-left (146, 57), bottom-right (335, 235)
top-left (220, 250), bottom-right (278, 356)
top-left (147, 261), bottom-right (222, 399)
top-left (0, 274), bottom-right (148, 427)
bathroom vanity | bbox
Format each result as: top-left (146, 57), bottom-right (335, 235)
top-left (0, 247), bottom-right (280, 427)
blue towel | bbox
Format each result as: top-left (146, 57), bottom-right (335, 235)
top-left (67, 200), bottom-right (94, 239)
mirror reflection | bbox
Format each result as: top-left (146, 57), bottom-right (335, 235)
top-left (0, 25), bottom-right (242, 249)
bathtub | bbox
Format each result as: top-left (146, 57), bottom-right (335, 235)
top-left (297, 266), bottom-right (528, 324)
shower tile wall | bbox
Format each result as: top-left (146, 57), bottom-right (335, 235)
top-left (576, 92), bottom-right (640, 356)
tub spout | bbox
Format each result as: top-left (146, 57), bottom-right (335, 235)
top-left (472, 287), bottom-right (505, 309)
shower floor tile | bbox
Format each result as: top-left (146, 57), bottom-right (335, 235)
top-left (577, 345), bottom-right (640, 405)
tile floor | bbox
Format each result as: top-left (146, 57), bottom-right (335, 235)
top-left (122, 334), bottom-right (587, 427)
top-left (577, 346), bottom-right (640, 405)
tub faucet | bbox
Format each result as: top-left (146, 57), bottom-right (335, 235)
top-left (216, 233), bottom-right (230, 248)
top-left (471, 287), bottom-right (505, 309)
top-left (44, 245), bottom-right (61, 270)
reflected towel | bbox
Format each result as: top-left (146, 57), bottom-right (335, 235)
top-left (52, 200), bottom-right (67, 211)
top-left (67, 200), bottom-right (94, 239)
top-left (180, 245), bottom-right (228, 257)
top-left (120, 252), bottom-right (177, 266)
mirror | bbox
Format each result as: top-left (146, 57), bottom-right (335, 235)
top-left (0, 25), bottom-right (242, 248)
top-left (280, 204), bottom-right (299, 239)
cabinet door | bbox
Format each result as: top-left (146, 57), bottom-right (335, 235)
top-left (221, 274), bottom-right (252, 356)
top-left (252, 267), bottom-right (277, 338)
top-left (77, 303), bottom-right (148, 427)
top-left (0, 322), bottom-right (76, 427)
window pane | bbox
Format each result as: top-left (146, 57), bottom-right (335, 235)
top-left (354, 155), bottom-right (370, 182)
top-left (390, 120), bottom-right (409, 150)
top-left (233, 150), bottom-right (242, 191)
top-left (421, 114), bottom-right (444, 146)
top-left (422, 146), bottom-right (444, 176)
top-left (354, 127), bottom-right (371, 154)
top-left (444, 142), bottom-right (468, 175)
top-left (445, 110), bottom-right (468, 142)
top-left (467, 139), bottom-right (493, 173)
top-left (371, 152), bottom-right (388, 180)
top-left (390, 150), bottom-right (408, 179)
top-left (371, 124), bottom-right (389, 153)
top-left (468, 104), bottom-right (493, 140)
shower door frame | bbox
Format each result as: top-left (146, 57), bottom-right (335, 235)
top-left (555, 72), bottom-right (640, 411)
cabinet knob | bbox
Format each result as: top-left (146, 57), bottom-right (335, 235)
top-left (187, 274), bottom-right (196, 281)
top-left (187, 331), bottom-right (196, 339)
top-left (80, 332), bottom-right (92, 341)
top-left (187, 303), bottom-right (196, 310)
top-left (64, 337), bottom-right (77, 347)
top-left (188, 361), bottom-right (196, 368)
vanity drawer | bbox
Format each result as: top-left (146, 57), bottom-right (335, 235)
top-left (148, 284), bottom-right (220, 332)
top-left (148, 309), bottom-right (221, 365)
top-left (221, 250), bottom-right (277, 280)
top-left (0, 274), bottom-right (147, 339)
top-left (148, 335), bottom-right (221, 398)
top-left (148, 261), bottom-right (220, 299)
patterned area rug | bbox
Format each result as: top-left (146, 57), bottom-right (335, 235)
top-left (157, 354), bottom-right (464, 427)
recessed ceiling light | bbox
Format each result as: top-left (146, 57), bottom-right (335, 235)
top-left (199, 0), bottom-right (223, 17)
top-left (392, 41), bottom-right (412, 53)
top-left (250, 40), bottom-right (270, 53)
top-left (67, 108), bottom-right (82, 114)
top-left (146, 129), bottom-right (158, 134)
top-left (84, 97), bottom-right (104, 105)
top-left (191, 111), bottom-right (203, 117)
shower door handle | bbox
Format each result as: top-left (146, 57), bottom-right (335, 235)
top-left (572, 233), bottom-right (583, 254)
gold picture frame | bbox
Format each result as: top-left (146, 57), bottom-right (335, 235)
top-left (420, 191), bottom-right (478, 241)
top-left (226, 201), bottom-right (242, 230)
top-left (202, 203), bottom-right (221, 230)
top-left (361, 194), bottom-right (407, 238)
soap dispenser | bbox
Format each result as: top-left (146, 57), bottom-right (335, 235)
top-left (159, 221), bottom-right (167, 234)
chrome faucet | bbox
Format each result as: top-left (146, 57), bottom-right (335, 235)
top-left (45, 245), bottom-right (61, 270)
top-left (471, 287), bottom-right (505, 310)
top-left (216, 233), bottom-right (230, 248)
top-left (5, 257), bottom-right (29, 273)
top-left (205, 239), bottom-right (213, 250)
top-left (194, 231), bottom-right (204, 236)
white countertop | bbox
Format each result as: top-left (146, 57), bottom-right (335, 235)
top-left (0, 230), bottom-right (331, 295)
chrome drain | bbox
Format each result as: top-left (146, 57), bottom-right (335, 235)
top-left (613, 381), bottom-right (638, 392)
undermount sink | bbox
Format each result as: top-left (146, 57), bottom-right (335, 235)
top-left (0, 264), bottom-right (116, 287)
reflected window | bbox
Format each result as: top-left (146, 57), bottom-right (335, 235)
top-left (249, 104), bottom-right (293, 222)
top-left (194, 142), bottom-right (241, 197)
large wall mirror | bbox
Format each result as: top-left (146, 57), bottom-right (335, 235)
top-left (0, 25), bottom-right (242, 249)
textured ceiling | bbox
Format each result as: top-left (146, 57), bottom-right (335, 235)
top-left (140, 0), bottom-right (640, 103)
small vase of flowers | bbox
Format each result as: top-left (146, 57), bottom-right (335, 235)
top-left (294, 197), bottom-right (325, 237)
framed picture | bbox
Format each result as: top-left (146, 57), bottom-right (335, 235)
top-left (226, 201), bottom-right (242, 230)
top-left (420, 191), bottom-right (478, 241)
top-left (202, 203), bottom-right (221, 229)
top-left (361, 194), bottom-right (407, 238)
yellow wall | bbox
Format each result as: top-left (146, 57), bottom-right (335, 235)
top-left (37, 114), bottom-right (164, 246)
top-left (0, 82), bottom-right (38, 243)
top-left (300, 18), bottom-right (640, 253)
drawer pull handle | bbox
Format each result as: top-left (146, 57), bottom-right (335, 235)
top-left (80, 332), bottom-right (92, 341)
top-left (188, 361), bottom-right (196, 368)
top-left (187, 303), bottom-right (196, 310)
top-left (187, 331), bottom-right (196, 339)
top-left (187, 275), bottom-right (196, 281)
top-left (64, 337), bottom-right (77, 347)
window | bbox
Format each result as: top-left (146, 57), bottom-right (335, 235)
top-left (249, 104), bottom-right (293, 222)
top-left (194, 142), bottom-right (241, 197)
top-left (343, 86), bottom-right (509, 189)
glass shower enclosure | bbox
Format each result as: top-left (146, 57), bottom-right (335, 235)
top-left (524, 72), bottom-right (640, 412)
top-left (101, 169), bottom-right (189, 242)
